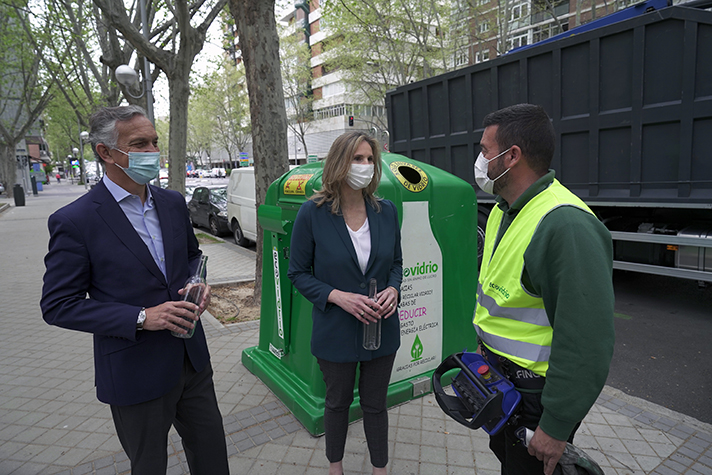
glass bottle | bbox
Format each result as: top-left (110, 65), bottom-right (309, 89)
top-left (363, 278), bottom-right (382, 350)
top-left (172, 255), bottom-right (208, 339)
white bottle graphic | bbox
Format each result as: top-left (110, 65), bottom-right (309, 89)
top-left (391, 201), bottom-right (443, 383)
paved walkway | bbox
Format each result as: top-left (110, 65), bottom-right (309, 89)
top-left (0, 181), bottom-right (710, 475)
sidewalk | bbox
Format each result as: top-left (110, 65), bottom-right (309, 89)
top-left (0, 181), bottom-right (710, 475)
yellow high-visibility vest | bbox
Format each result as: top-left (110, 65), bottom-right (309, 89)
top-left (473, 179), bottom-right (595, 376)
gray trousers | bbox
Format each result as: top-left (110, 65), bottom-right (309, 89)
top-left (110, 355), bottom-right (229, 475)
top-left (317, 353), bottom-right (397, 468)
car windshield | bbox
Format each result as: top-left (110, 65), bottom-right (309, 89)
top-left (210, 187), bottom-right (227, 205)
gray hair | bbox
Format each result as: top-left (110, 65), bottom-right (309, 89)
top-left (89, 105), bottom-right (148, 164)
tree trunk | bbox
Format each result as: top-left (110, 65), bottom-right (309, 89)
top-left (167, 75), bottom-right (189, 194)
top-left (228, 0), bottom-right (290, 302)
top-left (0, 143), bottom-right (17, 196)
top-left (299, 133), bottom-right (309, 159)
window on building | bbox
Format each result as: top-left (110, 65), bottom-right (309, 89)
top-left (510, 3), bottom-right (529, 21)
top-left (475, 49), bottom-right (490, 63)
top-left (455, 48), bottom-right (470, 67)
top-left (322, 81), bottom-right (345, 98)
top-left (506, 33), bottom-right (529, 51)
top-left (477, 21), bottom-right (490, 34)
top-left (532, 22), bottom-right (564, 43)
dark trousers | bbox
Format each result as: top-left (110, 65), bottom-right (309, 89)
top-left (317, 353), bottom-right (396, 468)
top-left (110, 355), bottom-right (229, 475)
top-left (489, 391), bottom-right (579, 475)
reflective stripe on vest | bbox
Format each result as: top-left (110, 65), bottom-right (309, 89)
top-left (473, 179), bottom-right (594, 376)
top-left (476, 283), bottom-right (550, 327)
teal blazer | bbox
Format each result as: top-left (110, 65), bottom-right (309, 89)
top-left (288, 198), bottom-right (403, 362)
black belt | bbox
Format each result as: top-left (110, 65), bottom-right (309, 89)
top-left (480, 344), bottom-right (546, 392)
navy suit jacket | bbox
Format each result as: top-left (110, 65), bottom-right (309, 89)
top-left (41, 180), bottom-right (210, 406)
top-left (288, 198), bottom-right (403, 362)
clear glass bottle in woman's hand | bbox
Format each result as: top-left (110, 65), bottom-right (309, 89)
top-left (363, 278), bottom-right (381, 350)
top-left (172, 255), bottom-right (208, 339)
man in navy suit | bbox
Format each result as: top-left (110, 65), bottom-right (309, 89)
top-left (41, 106), bottom-right (229, 474)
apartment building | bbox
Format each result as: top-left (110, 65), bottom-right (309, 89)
top-left (454, 0), bottom-right (646, 66)
top-left (280, 0), bottom-right (389, 163)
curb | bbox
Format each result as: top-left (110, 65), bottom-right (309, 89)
top-left (601, 385), bottom-right (712, 435)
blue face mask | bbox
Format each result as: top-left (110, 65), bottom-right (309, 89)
top-left (114, 149), bottom-right (161, 185)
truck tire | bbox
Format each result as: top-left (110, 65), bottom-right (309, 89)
top-left (232, 220), bottom-right (250, 247)
top-left (209, 216), bottom-right (220, 236)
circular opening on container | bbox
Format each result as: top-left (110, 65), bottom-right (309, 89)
top-left (398, 166), bottom-right (422, 185)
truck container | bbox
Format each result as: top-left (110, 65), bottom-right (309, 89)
top-left (386, 1), bottom-right (712, 283)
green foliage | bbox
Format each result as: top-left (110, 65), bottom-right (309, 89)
top-left (0, 2), bottom-right (54, 191)
top-left (44, 94), bottom-right (87, 165)
top-left (188, 60), bottom-right (251, 166)
top-left (280, 25), bottom-right (314, 155)
top-left (321, 0), bottom-right (454, 127)
top-left (26, 0), bottom-right (120, 127)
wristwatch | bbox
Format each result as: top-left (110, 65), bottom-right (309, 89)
top-left (136, 308), bottom-right (146, 330)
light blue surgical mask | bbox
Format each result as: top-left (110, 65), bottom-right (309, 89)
top-left (114, 149), bottom-right (161, 185)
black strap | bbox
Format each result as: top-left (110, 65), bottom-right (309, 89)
top-left (480, 345), bottom-right (546, 392)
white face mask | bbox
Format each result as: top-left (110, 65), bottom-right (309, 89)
top-left (474, 147), bottom-right (511, 195)
top-left (346, 163), bottom-right (375, 190)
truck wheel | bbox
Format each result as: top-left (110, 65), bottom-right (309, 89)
top-left (209, 216), bottom-right (220, 236)
top-left (233, 220), bottom-right (250, 247)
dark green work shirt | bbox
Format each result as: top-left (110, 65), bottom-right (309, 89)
top-left (492, 170), bottom-right (615, 440)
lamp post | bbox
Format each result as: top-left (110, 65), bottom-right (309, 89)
top-left (79, 130), bottom-right (92, 189)
top-left (72, 148), bottom-right (80, 187)
top-left (67, 155), bottom-right (74, 183)
top-left (79, 131), bottom-right (90, 189)
top-left (114, 0), bottom-right (154, 126)
top-left (115, 65), bottom-right (155, 125)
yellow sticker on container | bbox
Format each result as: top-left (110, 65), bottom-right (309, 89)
top-left (283, 174), bottom-right (314, 195)
top-left (389, 161), bottom-right (429, 193)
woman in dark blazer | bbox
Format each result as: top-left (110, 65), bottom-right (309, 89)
top-left (288, 132), bottom-right (402, 475)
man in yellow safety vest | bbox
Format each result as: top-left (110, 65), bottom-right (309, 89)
top-left (473, 104), bottom-right (615, 475)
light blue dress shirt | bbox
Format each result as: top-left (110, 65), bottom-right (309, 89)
top-left (103, 175), bottom-right (167, 278)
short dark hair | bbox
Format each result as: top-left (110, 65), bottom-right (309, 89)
top-left (89, 105), bottom-right (148, 164)
top-left (482, 104), bottom-right (555, 175)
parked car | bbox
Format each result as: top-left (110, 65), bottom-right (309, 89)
top-left (187, 185), bottom-right (230, 236)
top-left (183, 185), bottom-right (196, 203)
top-left (210, 167), bottom-right (226, 178)
top-left (227, 168), bottom-right (256, 246)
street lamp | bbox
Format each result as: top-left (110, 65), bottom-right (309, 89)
top-left (67, 155), bottom-right (74, 183)
top-left (79, 130), bottom-right (89, 190)
top-left (114, 64), bottom-right (154, 125)
top-left (72, 147), bottom-right (80, 187)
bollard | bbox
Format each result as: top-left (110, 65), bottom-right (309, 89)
top-left (13, 184), bottom-right (25, 206)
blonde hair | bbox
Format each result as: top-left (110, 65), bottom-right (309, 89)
top-left (312, 131), bottom-right (382, 214)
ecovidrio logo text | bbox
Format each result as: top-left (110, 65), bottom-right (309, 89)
top-left (403, 260), bottom-right (439, 278)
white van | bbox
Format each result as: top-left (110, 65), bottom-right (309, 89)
top-left (227, 167), bottom-right (256, 246)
